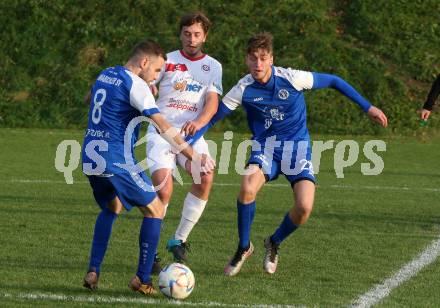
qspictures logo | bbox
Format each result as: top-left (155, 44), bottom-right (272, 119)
top-left (55, 117), bottom-right (387, 188)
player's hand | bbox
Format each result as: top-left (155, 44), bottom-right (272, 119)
top-left (367, 106), bottom-right (388, 127)
top-left (181, 120), bottom-right (203, 136)
top-left (419, 109), bottom-right (431, 120)
top-left (192, 153), bottom-right (216, 174)
top-left (150, 84), bottom-right (158, 96)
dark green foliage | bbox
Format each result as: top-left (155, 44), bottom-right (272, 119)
top-left (1, 0), bottom-right (439, 133)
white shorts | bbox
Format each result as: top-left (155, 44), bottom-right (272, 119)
top-left (146, 124), bottom-right (211, 174)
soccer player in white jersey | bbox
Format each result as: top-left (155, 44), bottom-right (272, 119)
top-left (81, 39), bottom-right (214, 295)
top-left (146, 12), bottom-right (222, 263)
top-left (187, 32), bottom-right (388, 276)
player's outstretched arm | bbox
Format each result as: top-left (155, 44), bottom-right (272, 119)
top-left (149, 112), bottom-right (215, 172)
top-left (312, 72), bottom-right (387, 127)
top-left (182, 92), bottom-right (219, 136)
top-left (185, 101), bottom-right (234, 145)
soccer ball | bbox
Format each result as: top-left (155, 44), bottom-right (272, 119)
top-left (158, 263), bottom-right (195, 300)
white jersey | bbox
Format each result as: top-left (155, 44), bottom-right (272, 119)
top-left (155, 50), bottom-right (223, 128)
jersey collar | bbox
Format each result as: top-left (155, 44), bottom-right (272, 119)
top-left (180, 50), bottom-right (206, 61)
top-left (253, 66), bottom-right (275, 89)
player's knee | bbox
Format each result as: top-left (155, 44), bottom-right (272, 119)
top-left (193, 172), bottom-right (213, 192)
top-left (239, 184), bottom-right (257, 203)
top-left (202, 171), bottom-right (214, 184)
top-left (157, 189), bottom-right (172, 205)
top-left (106, 197), bottom-right (123, 214)
top-left (291, 200), bottom-right (313, 224)
top-left (140, 198), bottom-right (166, 219)
top-left (104, 207), bottom-right (121, 216)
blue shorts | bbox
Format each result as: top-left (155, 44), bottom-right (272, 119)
top-left (248, 144), bottom-right (315, 186)
top-left (87, 171), bottom-right (157, 211)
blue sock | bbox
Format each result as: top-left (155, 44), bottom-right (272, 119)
top-left (88, 208), bottom-right (118, 275)
top-left (270, 213), bottom-right (298, 245)
top-left (137, 217), bottom-right (162, 284)
top-left (237, 200), bottom-right (256, 249)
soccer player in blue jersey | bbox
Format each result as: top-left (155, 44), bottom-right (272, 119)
top-left (187, 32), bottom-right (388, 276)
top-left (81, 39), bottom-right (214, 294)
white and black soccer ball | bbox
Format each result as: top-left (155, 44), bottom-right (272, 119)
top-left (158, 263), bottom-right (195, 300)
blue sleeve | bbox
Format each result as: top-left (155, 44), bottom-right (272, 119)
top-left (312, 73), bottom-right (372, 112)
top-left (141, 108), bottom-right (160, 117)
top-left (185, 101), bottom-right (233, 145)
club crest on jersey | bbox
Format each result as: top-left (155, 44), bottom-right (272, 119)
top-left (202, 64), bottom-right (210, 72)
top-left (278, 89), bottom-right (289, 100)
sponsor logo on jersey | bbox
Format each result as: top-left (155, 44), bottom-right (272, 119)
top-left (85, 128), bottom-right (110, 139)
top-left (263, 107), bottom-right (285, 129)
top-left (278, 89), bottom-right (289, 100)
top-left (165, 63), bottom-right (188, 72)
top-left (202, 64), bottom-right (210, 72)
top-left (270, 108), bottom-right (285, 121)
top-left (264, 118), bottom-right (272, 129)
top-left (166, 98), bottom-right (198, 112)
top-left (173, 80), bottom-right (203, 93)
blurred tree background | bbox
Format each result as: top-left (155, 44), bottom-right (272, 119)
top-left (0, 0), bottom-right (439, 134)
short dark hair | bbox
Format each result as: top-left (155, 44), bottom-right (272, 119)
top-left (247, 32), bottom-right (273, 55)
top-left (129, 39), bottom-right (166, 61)
top-left (179, 11), bottom-right (211, 34)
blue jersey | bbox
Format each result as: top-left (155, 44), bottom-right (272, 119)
top-left (223, 66), bottom-right (314, 144)
top-left (82, 65), bottom-right (159, 174)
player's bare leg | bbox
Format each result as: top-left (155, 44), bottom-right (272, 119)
top-left (263, 180), bottom-right (315, 274)
top-left (150, 168), bottom-right (174, 273)
top-left (238, 165), bottom-right (266, 203)
top-left (83, 197), bottom-right (123, 290)
top-left (167, 160), bottom-right (214, 262)
top-left (152, 168), bottom-right (174, 210)
top-left (224, 165), bottom-right (266, 276)
top-left (290, 180), bottom-right (315, 225)
top-left (129, 197), bottom-right (165, 296)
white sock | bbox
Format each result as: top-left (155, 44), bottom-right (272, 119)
top-left (174, 193), bottom-right (207, 242)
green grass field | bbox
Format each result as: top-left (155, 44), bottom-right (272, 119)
top-left (0, 128), bottom-right (439, 307)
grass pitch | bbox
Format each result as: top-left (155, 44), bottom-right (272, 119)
top-left (0, 128), bottom-right (439, 307)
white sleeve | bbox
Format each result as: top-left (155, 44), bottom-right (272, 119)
top-left (207, 63), bottom-right (223, 95)
top-left (285, 68), bottom-right (314, 91)
top-left (222, 83), bottom-right (243, 111)
top-left (128, 75), bottom-right (159, 115)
